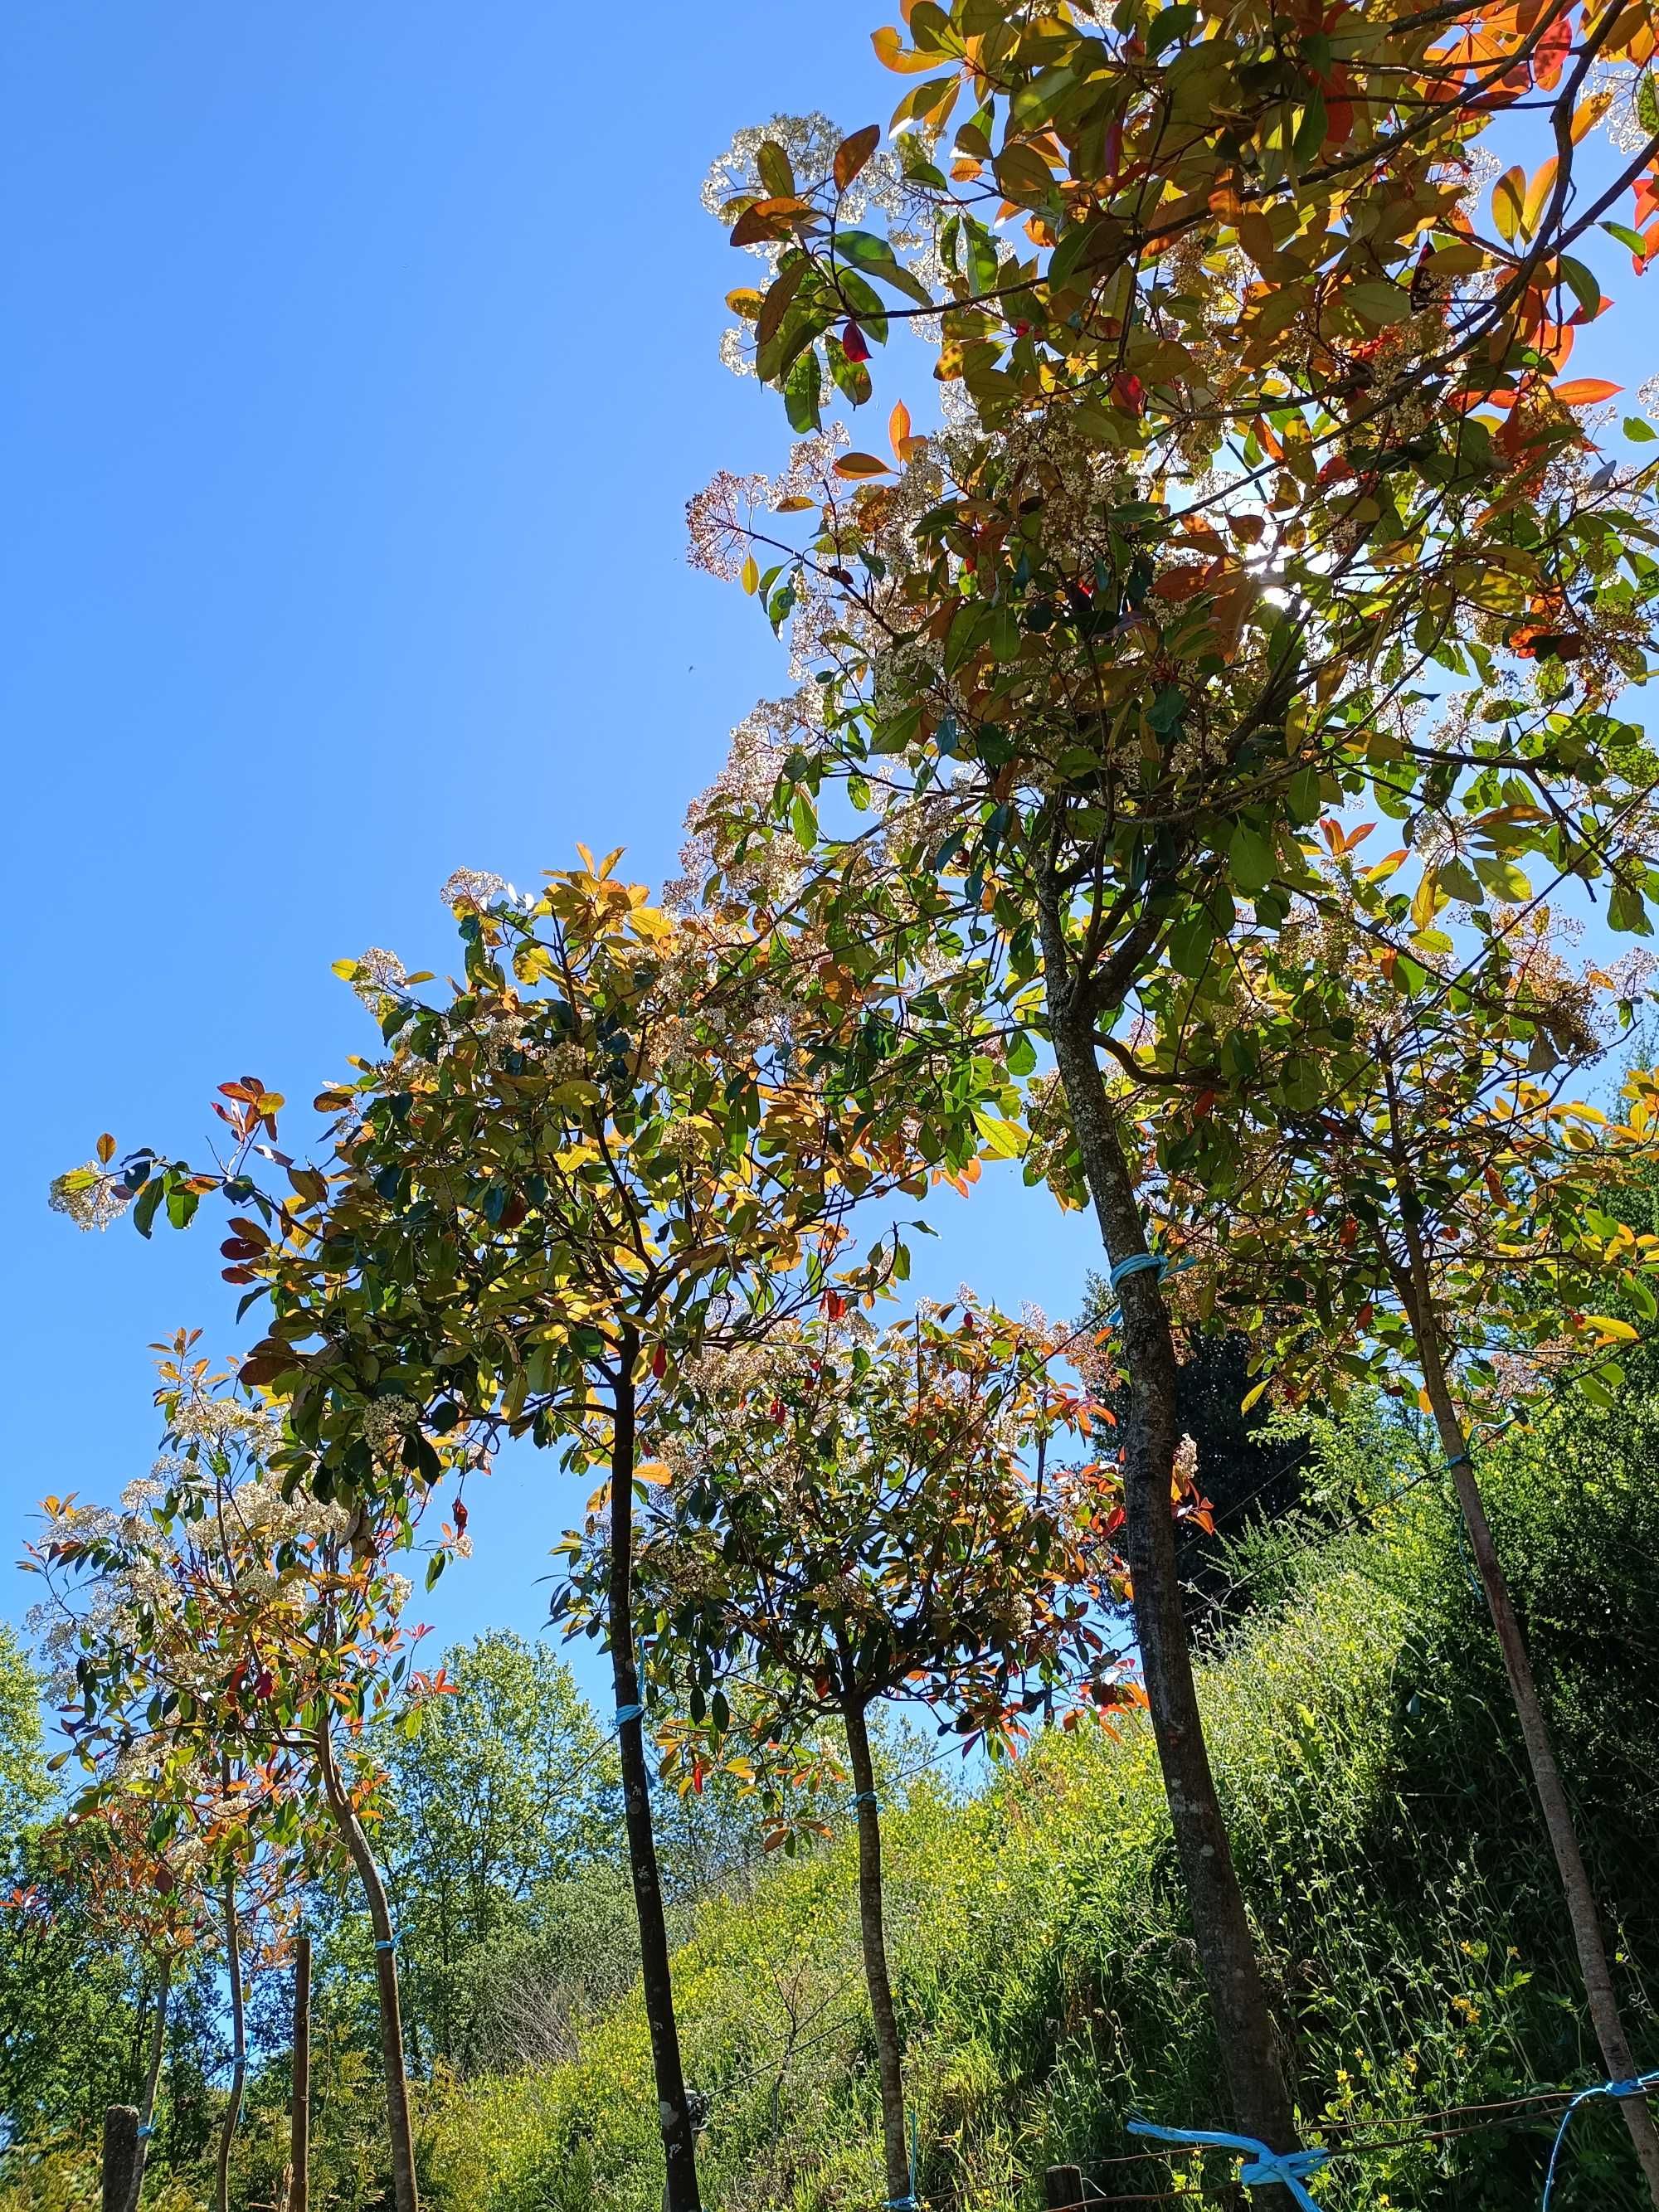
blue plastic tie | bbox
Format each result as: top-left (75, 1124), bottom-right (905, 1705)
top-left (1541, 2069), bottom-right (1659, 2210)
top-left (374, 1937), bottom-right (397, 1952)
top-left (615, 1702), bottom-right (645, 1727)
top-left (851, 1791), bottom-right (879, 1810)
top-left (1108, 1252), bottom-right (1167, 1291)
top-left (1128, 2119), bottom-right (1329, 2211)
top-left (136, 2127), bottom-right (154, 2142)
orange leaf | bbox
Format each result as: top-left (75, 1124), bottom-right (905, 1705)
top-left (834, 124), bottom-right (880, 193)
top-left (1551, 377), bottom-right (1621, 406)
top-left (889, 398), bottom-right (912, 459)
top-left (833, 452), bottom-right (895, 479)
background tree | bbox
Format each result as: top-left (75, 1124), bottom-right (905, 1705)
top-left (682, 0), bottom-right (1659, 2156)
top-left (374, 1631), bottom-right (620, 2072)
top-left (24, 1344), bottom-right (455, 2212)
top-left (581, 1299), bottom-right (1135, 2209)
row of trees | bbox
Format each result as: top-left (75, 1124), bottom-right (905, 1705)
top-left (45, 0), bottom-right (1659, 2205)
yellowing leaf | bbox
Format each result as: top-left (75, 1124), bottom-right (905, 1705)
top-left (1583, 1315), bottom-right (1639, 1341)
top-left (872, 23), bottom-right (938, 70)
top-left (1493, 164), bottom-right (1525, 244)
top-left (833, 452), bottom-right (895, 479)
top-left (741, 552), bottom-right (760, 594)
top-left (1522, 157), bottom-right (1558, 233)
top-left (972, 1108), bottom-right (1026, 1160)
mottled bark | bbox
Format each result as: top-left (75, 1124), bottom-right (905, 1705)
top-left (318, 1724), bottom-right (418, 2212)
top-left (610, 1334), bottom-right (702, 2212)
top-left (1039, 873), bottom-right (1296, 2174)
top-left (127, 1955), bottom-right (169, 2212)
top-left (216, 1883), bottom-right (246, 2212)
top-left (290, 1934), bottom-right (311, 2212)
top-left (844, 1699), bottom-right (910, 2205)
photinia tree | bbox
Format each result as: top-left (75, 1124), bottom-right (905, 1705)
top-left (1137, 871), bottom-right (1659, 2197)
top-left (680, 0), bottom-right (1659, 2152)
top-left (65, 855), bottom-right (988, 2212)
top-left (32, 1801), bottom-right (213, 2212)
top-left (25, 1340), bottom-right (457, 2212)
top-left (562, 1297), bottom-right (1137, 2210)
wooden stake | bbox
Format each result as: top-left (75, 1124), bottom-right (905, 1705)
top-left (1044, 2166), bottom-right (1085, 2210)
top-left (103, 2107), bottom-right (141, 2212)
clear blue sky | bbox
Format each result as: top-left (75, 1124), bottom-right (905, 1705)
top-left (4, 7), bottom-right (1652, 1689)
top-left (0, 2), bottom-right (1103, 1685)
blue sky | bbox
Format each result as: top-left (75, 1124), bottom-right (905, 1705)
top-left (0, 2), bottom-right (1104, 1691)
top-left (4, 6), bottom-right (1652, 1699)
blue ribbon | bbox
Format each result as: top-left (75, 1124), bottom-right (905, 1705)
top-left (851, 1791), bottom-right (879, 1811)
top-left (374, 1937), bottom-right (397, 1952)
top-left (1128, 2120), bottom-right (1329, 2211)
top-left (1108, 1252), bottom-right (1167, 1291)
top-left (615, 1702), bottom-right (645, 1727)
top-left (136, 2127), bottom-right (154, 2142)
top-left (1541, 2069), bottom-right (1659, 2210)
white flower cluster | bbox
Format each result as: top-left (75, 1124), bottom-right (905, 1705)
top-left (362, 1397), bottom-right (420, 1456)
top-left (1588, 61), bottom-right (1656, 156)
top-left (440, 868), bottom-right (524, 914)
top-left (703, 111), bottom-right (939, 372)
top-left (352, 946), bottom-right (409, 1014)
top-left (47, 1163), bottom-right (131, 1232)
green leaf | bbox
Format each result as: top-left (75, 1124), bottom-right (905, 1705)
top-left (1626, 416), bottom-right (1659, 444)
top-left (972, 1108), bottom-right (1026, 1159)
top-left (1557, 255), bottom-right (1601, 322)
top-left (1474, 858), bottom-right (1530, 902)
top-left (1144, 2), bottom-right (1197, 55)
top-left (1228, 820), bottom-right (1276, 895)
top-left (133, 1178), bottom-right (165, 1239)
top-left (783, 347), bottom-right (823, 432)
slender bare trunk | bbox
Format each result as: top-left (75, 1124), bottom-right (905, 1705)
top-left (1039, 874), bottom-right (1296, 2172)
top-left (216, 1881), bottom-right (246, 2212)
top-left (610, 1333), bottom-right (702, 2212)
top-left (843, 1699), bottom-right (911, 2207)
top-left (289, 1934), bottom-right (311, 2212)
top-left (317, 1722), bottom-right (419, 2212)
top-left (1394, 1222), bottom-right (1659, 2209)
top-left (127, 1953), bottom-right (170, 2212)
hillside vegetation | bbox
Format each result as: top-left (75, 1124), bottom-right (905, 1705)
top-left (412, 1394), bottom-right (1659, 2212)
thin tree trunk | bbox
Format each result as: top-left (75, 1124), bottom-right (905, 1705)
top-left (128, 1954), bottom-right (170, 2212)
top-left (1039, 881), bottom-right (1296, 2171)
top-left (1394, 1224), bottom-right (1659, 2209)
top-left (317, 1721), bottom-right (419, 2212)
top-left (609, 1334), bottom-right (702, 2212)
top-left (290, 1935), bottom-right (311, 2212)
top-left (217, 1880), bottom-right (246, 2212)
top-left (843, 1699), bottom-right (911, 2208)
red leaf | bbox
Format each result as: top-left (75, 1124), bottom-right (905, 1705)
top-left (842, 320), bottom-right (870, 363)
